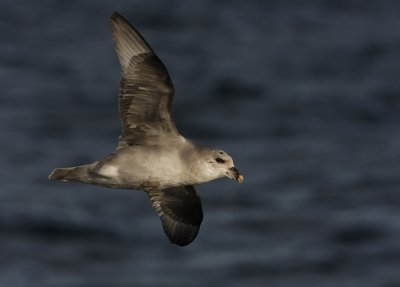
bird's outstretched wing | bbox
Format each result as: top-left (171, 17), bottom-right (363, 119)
top-left (110, 12), bottom-right (180, 145)
top-left (147, 185), bottom-right (203, 246)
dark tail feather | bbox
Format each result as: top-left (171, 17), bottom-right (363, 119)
top-left (49, 166), bottom-right (88, 182)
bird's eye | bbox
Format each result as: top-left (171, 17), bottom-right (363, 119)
top-left (216, 158), bottom-right (225, 163)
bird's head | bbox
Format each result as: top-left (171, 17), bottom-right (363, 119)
top-left (206, 149), bottom-right (243, 183)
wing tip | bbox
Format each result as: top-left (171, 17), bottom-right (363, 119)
top-left (110, 11), bottom-right (124, 23)
top-left (109, 11), bottom-right (129, 34)
top-left (109, 11), bottom-right (154, 73)
top-left (160, 214), bottom-right (200, 247)
top-left (147, 187), bottom-right (203, 247)
top-left (171, 239), bottom-right (197, 247)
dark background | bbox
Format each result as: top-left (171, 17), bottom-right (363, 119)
top-left (2, 0), bottom-right (400, 286)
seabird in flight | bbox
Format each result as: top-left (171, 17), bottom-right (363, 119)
top-left (49, 12), bottom-right (243, 246)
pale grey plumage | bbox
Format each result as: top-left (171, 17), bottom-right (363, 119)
top-left (49, 12), bottom-right (243, 246)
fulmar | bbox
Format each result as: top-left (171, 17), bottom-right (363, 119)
top-left (49, 12), bottom-right (243, 246)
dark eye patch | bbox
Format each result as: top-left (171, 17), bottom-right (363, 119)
top-left (216, 158), bottom-right (225, 163)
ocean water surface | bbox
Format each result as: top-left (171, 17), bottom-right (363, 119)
top-left (1, 1), bottom-right (400, 286)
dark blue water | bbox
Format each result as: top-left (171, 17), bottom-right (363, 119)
top-left (2, 0), bottom-right (400, 286)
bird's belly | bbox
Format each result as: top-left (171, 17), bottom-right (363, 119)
top-left (108, 147), bottom-right (188, 189)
